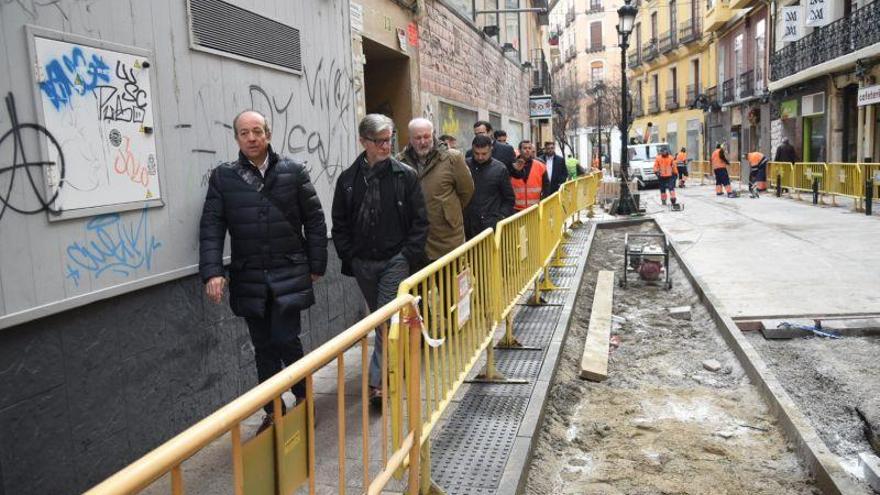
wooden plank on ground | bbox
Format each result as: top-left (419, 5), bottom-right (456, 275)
top-left (580, 271), bottom-right (614, 381)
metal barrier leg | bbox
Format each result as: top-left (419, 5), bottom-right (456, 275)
top-left (470, 342), bottom-right (529, 384)
top-left (418, 442), bottom-right (444, 495)
top-left (867, 179), bottom-right (874, 216)
top-left (496, 314), bottom-right (542, 350)
top-left (550, 245), bottom-right (576, 267)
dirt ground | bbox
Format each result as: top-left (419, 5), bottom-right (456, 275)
top-left (746, 331), bottom-right (880, 483)
top-left (524, 222), bottom-right (817, 495)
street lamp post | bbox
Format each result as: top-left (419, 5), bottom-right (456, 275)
top-left (616, 0), bottom-right (639, 215)
top-left (593, 81), bottom-right (605, 170)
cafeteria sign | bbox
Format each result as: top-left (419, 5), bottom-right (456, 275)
top-left (529, 95), bottom-right (553, 119)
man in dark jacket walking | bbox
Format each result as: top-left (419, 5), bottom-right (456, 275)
top-left (540, 141), bottom-right (569, 194)
top-left (331, 114), bottom-right (428, 404)
top-left (774, 138), bottom-right (798, 163)
top-left (199, 110), bottom-right (327, 433)
top-left (466, 121), bottom-right (521, 178)
top-left (465, 135), bottom-right (515, 239)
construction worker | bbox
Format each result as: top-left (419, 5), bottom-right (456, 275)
top-left (511, 140), bottom-right (549, 211)
top-left (746, 150), bottom-right (769, 195)
top-left (675, 147), bottom-right (689, 187)
top-left (653, 147), bottom-right (678, 206)
top-left (711, 143), bottom-right (735, 197)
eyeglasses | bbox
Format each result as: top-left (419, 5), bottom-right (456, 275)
top-left (364, 136), bottom-right (393, 146)
top-left (238, 128), bottom-right (266, 138)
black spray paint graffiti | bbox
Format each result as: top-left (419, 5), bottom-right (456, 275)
top-left (97, 60), bottom-right (148, 123)
top-left (248, 57), bottom-right (357, 183)
top-left (0, 92), bottom-right (65, 223)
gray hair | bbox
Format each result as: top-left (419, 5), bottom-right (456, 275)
top-left (408, 117), bottom-right (434, 134)
top-left (232, 109), bottom-right (271, 135)
top-left (359, 114), bottom-right (394, 138)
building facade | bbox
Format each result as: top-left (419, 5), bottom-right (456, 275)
top-left (628, 0), bottom-right (714, 160)
top-left (549, 0), bottom-right (623, 164)
top-left (768, 0), bottom-right (880, 164)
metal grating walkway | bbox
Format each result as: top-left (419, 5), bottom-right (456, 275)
top-left (429, 224), bottom-right (592, 494)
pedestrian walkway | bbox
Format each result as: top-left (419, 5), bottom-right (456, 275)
top-left (649, 183), bottom-right (880, 318)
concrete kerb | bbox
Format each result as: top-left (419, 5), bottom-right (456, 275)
top-left (496, 221), bottom-right (598, 495)
top-left (662, 222), bottom-right (863, 495)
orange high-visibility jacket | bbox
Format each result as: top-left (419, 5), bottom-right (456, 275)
top-left (675, 151), bottom-right (687, 165)
top-left (747, 151), bottom-right (766, 167)
top-left (654, 154), bottom-right (677, 178)
top-left (711, 149), bottom-right (728, 170)
top-left (512, 159), bottom-right (546, 210)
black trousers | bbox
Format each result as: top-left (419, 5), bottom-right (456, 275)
top-left (245, 298), bottom-right (304, 414)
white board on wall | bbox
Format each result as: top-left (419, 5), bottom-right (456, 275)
top-left (31, 33), bottom-right (163, 218)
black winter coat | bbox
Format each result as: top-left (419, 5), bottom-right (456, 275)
top-left (199, 147), bottom-right (328, 319)
top-left (464, 157), bottom-right (515, 239)
top-left (542, 154), bottom-right (569, 194)
top-left (331, 153), bottom-right (429, 276)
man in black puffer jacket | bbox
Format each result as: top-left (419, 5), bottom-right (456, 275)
top-left (464, 134), bottom-right (515, 239)
top-left (199, 110), bottom-right (327, 433)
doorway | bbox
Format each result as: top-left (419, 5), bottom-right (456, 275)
top-left (362, 37), bottom-right (413, 153)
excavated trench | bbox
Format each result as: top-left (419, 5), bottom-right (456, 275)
top-left (524, 222), bottom-right (818, 495)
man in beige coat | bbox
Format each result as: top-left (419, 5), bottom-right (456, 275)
top-left (399, 118), bottom-right (474, 264)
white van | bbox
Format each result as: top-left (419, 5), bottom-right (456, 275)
top-left (626, 142), bottom-right (671, 189)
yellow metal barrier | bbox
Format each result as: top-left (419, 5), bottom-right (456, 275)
top-left (691, 160), bottom-right (710, 185)
top-left (790, 162), bottom-right (828, 200)
top-left (87, 296), bottom-right (424, 495)
top-left (824, 163), bottom-right (863, 205)
top-left (493, 204), bottom-right (543, 346)
top-left (768, 161), bottom-right (794, 194)
top-left (92, 172), bottom-right (603, 495)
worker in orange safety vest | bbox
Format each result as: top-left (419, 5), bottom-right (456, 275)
top-left (746, 150), bottom-right (769, 195)
top-left (675, 147), bottom-right (689, 188)
top-left (711, 144), bottom-right (735, 198)
top-left (511, 140), bottom-right (549, 210)
top-left (653, 147), bottom-right (678, 206)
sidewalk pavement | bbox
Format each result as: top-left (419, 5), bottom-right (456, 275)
top-left (648, 183), bottom-right (880, 319)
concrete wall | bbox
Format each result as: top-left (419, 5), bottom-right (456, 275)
top-left (0, 0), bottom-right (364, 492)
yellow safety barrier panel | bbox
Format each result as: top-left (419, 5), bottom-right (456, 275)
top-left (824, 163), bottom-right (863, 206)
top-left (559, 180), bottom-right (579, 229)
top-left (691, 160), bottom-right (710, 185)
top-left (768, 161), bottom-right (794, 194)
top-left (87, 296), bottom-right (425, 495)
top-left (389, 229), bottom-right (501, 492)
top-left (790, 162), bottom-right (828, 201)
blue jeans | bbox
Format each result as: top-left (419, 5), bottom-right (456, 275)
top-left (351, 254), bottom-right (410, 388)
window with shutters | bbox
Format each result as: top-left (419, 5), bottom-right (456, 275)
top-left (589, 21), bottom-right (603, 52)
top-left (591, 61), bottom-right (604, 81)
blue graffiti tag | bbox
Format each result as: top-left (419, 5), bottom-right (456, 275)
top-left (39, 46), bottom-right (111, 110)
top-left (65, 207), bottom-right (162, 286)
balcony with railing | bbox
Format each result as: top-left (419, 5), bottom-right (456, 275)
top-left (633, 99), bottom-right (645, 117)
top-left (679, 19), bottom-right (702, 44)
top-left (686, 84), bottom-right (699, 106)
top-left (706, 85), bottom-right (718, 104)
top-left (587, 0), bottom-right (603, 14)
top-left (628, 51), bottom-right (641, 69)
top-left (643, 40), bottom-right (658, 62)
top-left (738, 70), bottom-right (754, 98)
top-left (530, 49), bottom-right (551, 95)
top-left (658, 31), bottom-right (677, 54)
top-left (704, 0), bottom-right (734, 33)
top-left (665, 90), bottom-right (679, 110)
top-left (770, 0), bottom-right (880, 81)
top-left (648, 94), bottom-right (660, 113)
top-left (585, 43), bottom-right (605, 54)
top-left (565, 46), bottom-right (576, 61)
top-left (566, 8), bottom-right (575, 26)
top-left (722, 78), bottom-right (734, 103)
